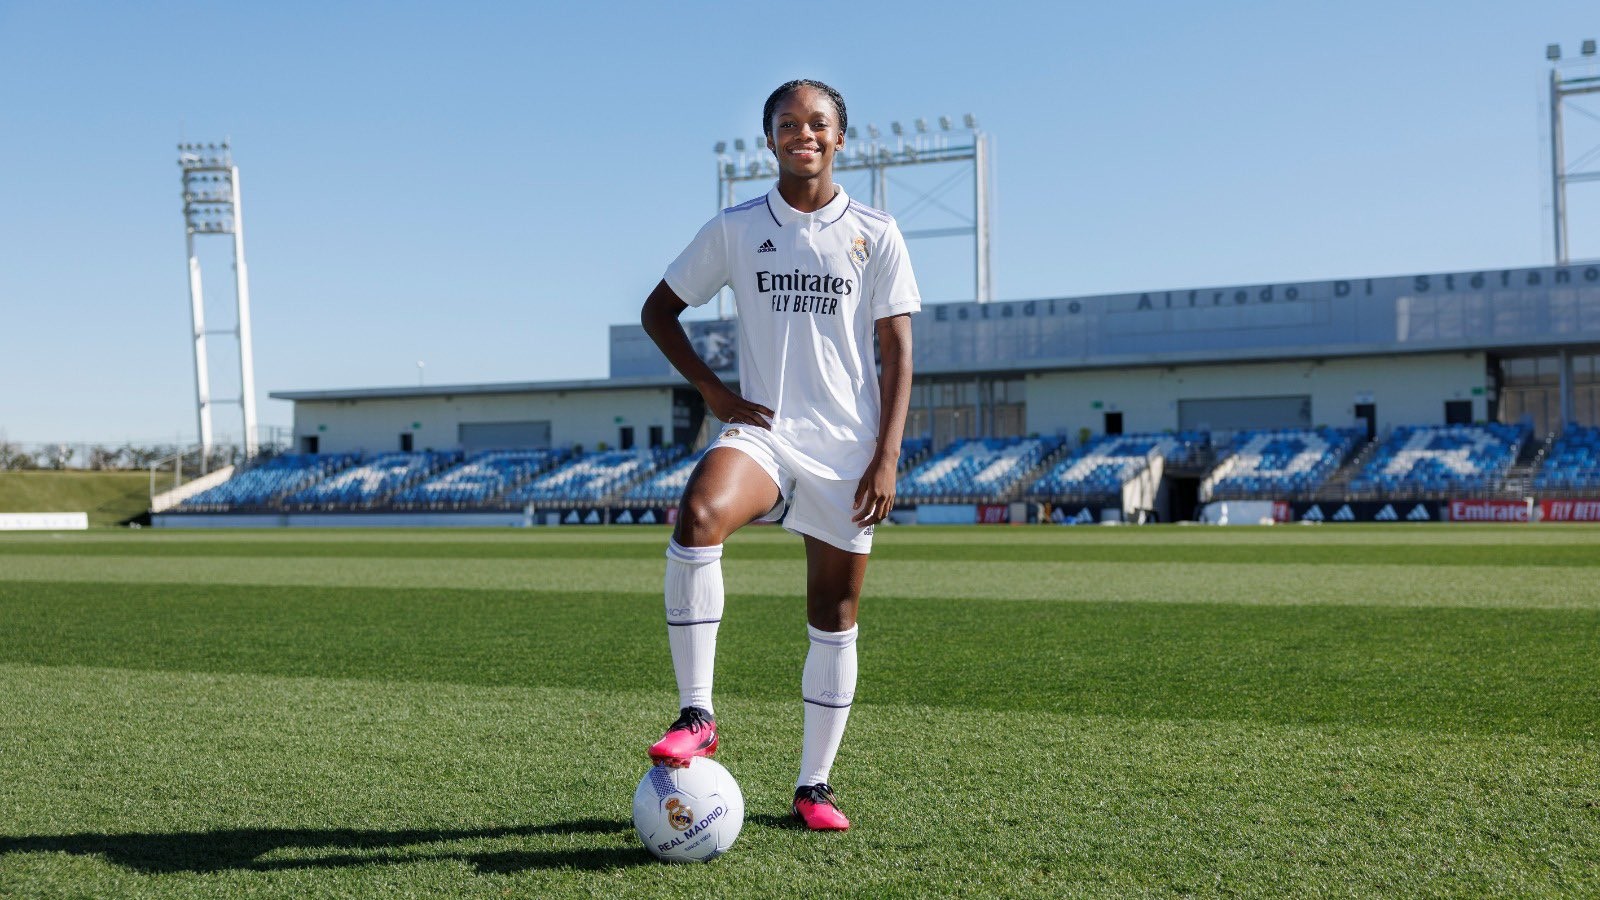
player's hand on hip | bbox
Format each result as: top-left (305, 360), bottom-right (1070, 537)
top-left (707, 386), bottom-right (773, 429)
top-left (852, 458), bottom-right (897, 526)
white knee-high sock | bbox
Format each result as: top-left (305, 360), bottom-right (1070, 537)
top-left (665, 540), bottom-right (724, 714)
top-left (798, 623), bottom-right (858, 788)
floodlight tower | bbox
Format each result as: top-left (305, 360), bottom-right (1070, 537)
top-left (1547, 39), bottom-right (1600, 264)
top-left (714, 112), bottom-right (993, 307)
top-left (178, 141), bottom-right (259, 465)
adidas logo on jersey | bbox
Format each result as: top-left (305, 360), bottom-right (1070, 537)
top-left (756, 239), bottom-right (776, 253)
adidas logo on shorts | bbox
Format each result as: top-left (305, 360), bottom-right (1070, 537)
top-left (757, 239), bottom-right (776, 253)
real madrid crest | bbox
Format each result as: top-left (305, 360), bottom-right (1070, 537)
top-left (850, 236), bottom-right (869, 265)
top-left (665, 797), bottom-right (694, 831)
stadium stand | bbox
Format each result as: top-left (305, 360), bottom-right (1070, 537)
top-left (622, 449), bottom-right (705, 505)
top-left (897, 436), bottom-right (1061, 502)
top-left (1203, 427), bottom-right (1361, 500)
top-left (1028, 431), bottom-right (1209, 500)
top-left (503, 447), bottom-right (681, 505)
top-left (391, 448), bottom-right (568, 508)
top-left (1346, 424), bottom-right (1528, 496)
top-left (178, 452), bottom-right (359, 511)
top-left (1532, 425), bottom-right (1600, 492)
top-left (283, 450), bottom-right (462, 509)
top-left (898, 436), bottom-right (933, 472)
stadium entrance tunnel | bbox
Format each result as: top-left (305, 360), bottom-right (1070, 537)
top-left (1168, 475), bottom-right (1201, 522)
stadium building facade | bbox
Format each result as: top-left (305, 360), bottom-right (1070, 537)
top-left (275, 262), bottom-right (1600, 455)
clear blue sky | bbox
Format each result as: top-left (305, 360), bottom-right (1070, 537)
top-left (2, 1), bottom-right (1598, 445)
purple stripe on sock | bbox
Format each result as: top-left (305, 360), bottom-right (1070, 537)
top-left (666, 540), bottom-right (722, 564)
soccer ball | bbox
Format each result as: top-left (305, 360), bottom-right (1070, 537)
top-left (632, 758), bottom-right (744, 862)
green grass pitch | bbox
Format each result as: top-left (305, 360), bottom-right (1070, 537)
top-left (1, 524), bottom-right (1597, 898)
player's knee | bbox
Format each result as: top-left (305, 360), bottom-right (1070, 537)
top-left (807, 607), bottom-right (856, 632)
top-left (675, 496), bottom-right (732, 545)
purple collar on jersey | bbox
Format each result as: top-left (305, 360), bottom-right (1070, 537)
top-left (764, 186), bottom-right (851, 227)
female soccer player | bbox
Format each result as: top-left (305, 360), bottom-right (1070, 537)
top-left (639, 79), bottom-right (919, 832)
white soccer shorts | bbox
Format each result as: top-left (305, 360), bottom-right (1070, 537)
top-left (707, 424), bottom-right (874, 555)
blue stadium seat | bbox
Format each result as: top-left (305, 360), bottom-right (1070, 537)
top-left (898, 436), bottom-right (1061, 502)
top-left (391, 448), bottom-right (568, 508)
top-left (179, 452), bottom-right (360, 511)
top-left (503, 447), bottom-right (683, 505)
top-left (1532, 425), bottom-right (1600, 492)
top-left (898, 437), bottom-right (932, 472)
top-left (1205, 427), bottom-right (1360, 499)
top-left (622, 449), bottom-right (705, 504)
top-left (1028, 431), bottom-right (1209, 500)
top-left (1347, 424), bottom-right (1527, 495)
top-left (284, 450), bottom-right (462, 509)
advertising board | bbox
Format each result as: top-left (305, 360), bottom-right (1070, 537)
top-left (1539, 499), bottom-right (1600, 522)
top-left (1448, 499), bottom-right (1531, 522)
top-left (1288, 501), bottom-right (1443, 523)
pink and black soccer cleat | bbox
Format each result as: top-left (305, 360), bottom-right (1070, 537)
top-left (648, 706), bottom-right (718, 768)
top-left (792, 783), bottom-right (850, 831)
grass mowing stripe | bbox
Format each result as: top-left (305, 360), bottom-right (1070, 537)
top-left (6, 555), bottom-right (1600, 611)
top-left (2, 664), bottom-right (1595, 898)
top-left (6, 533), bottom-right (1600, 566)
top-left (4, 580), bottom-right (1597, 739)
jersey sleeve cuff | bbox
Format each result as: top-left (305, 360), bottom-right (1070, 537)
top-left (874, 299), bottom-right (921, 319)
top-left (663, 272), bottom-right (715, 308)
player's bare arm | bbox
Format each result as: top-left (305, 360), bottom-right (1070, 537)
top-left (640, 279), bottom-right (774, 428)
top-left (854, 313), bottom-right (913, 526)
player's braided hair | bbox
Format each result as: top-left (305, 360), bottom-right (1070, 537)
top-left (762, 79), bottom-right (847, 138)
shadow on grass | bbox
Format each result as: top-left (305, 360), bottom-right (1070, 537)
top-left (0, 819), bottom-right (650, 874)
top-left (746, 813), bottom-right (805, 831)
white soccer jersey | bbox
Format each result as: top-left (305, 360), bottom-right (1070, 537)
top-left (664, 187), bottom-right (921, 479)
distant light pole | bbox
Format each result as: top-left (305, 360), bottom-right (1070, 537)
top-left (417, 361), bottom-right (426, 386)
top-left (179, 140), bottom-right (259, 467)
top-left (1547, 39), bottom-right (1600, 264)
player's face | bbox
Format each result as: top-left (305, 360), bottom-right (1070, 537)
top-left (766, 87), bottom-right (843, 179)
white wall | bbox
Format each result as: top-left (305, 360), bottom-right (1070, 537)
top-left (293, 388), bottom-right (674, 454)
top-left (1026, 353), bottom-right (1488, 438)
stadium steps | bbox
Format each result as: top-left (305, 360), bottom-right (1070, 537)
top-left (1000, 442), bottom-right (1075, 503)
top-left (520, 448), bottom-right (685, 509)
top-left (502, 452), bottom-right (578, 504)
top-left (899, 442), bottom-right (933, 474)
top-left (1498, 432), bottom-right (1555, 498)
top-left (491, 452), bottom-right (571, 504)
top-left (1313, 438), bottom-right (1379, 500)
top-left (466, 450), bottom-right (588, 507)
top-left (1517, 432), bottom-right (1555, 468)
top-left (1163, 443), bottom-right (1217, 478)
top-left (594, 459), bottom-right (681, 507)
